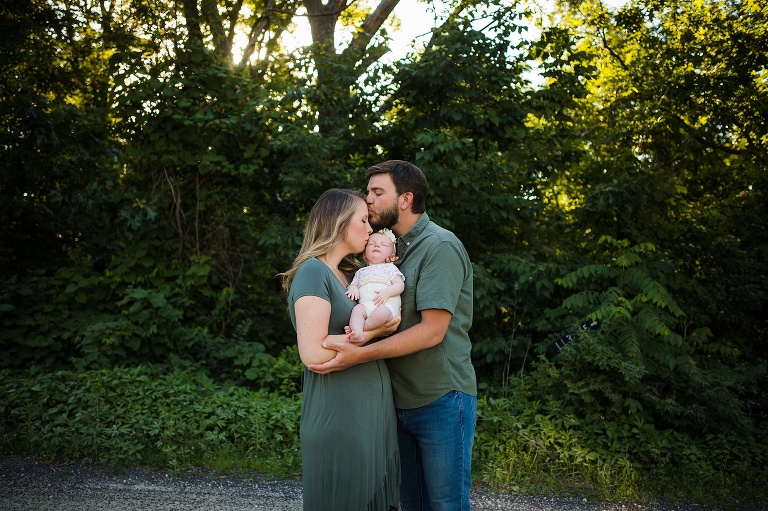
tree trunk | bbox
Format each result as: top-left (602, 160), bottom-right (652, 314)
top-left (304, 0), bottom-right (347, 47)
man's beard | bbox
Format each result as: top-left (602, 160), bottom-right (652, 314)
top-left (370, 202), bottom-right (399, 232)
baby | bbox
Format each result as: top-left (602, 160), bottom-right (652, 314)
top-left (345, 229), bottom-right (404, 344)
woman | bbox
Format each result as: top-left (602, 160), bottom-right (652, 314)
top-left (281, 188), bottom-right (400, 511)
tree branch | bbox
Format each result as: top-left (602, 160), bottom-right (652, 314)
top-left (424, 1), bottom-right (463, 50)
top-left (237, 0), bottom-right (276, 68)
top-left (181, 0), bottom-right (204, 47)
top-left (600, 28), bottom-right (629, 71)
top-left (226, 0), bottom-right (246, 55)
top-left (672, 113), bottom-right (744, 156)
top-left (349, 0), bottom-right (400, 50)
top-left (202, 0), bottom-right (232, 65)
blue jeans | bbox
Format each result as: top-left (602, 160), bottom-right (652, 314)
top-left (397, 391), bottom-right (477, 511)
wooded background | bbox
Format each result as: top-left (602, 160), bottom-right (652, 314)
top-left (1, 0), bottom-right (766, 501)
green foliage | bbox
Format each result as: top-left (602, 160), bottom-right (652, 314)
top-left (0, 244), bottom-right (221, 370)
top-left (475, 394), bottom-right (768, 505)
top-left (205, 333), bottom-right (304, 395)
top-left (475, 396), bottom-right (641, 500)
top-left (0, 0), bottom-right (120, 278)
top-left (3, 365), bottom-right (764, 506)
top-left (567, 0), bottom-right (768, 361)
top-left (1, 0), bottom-right (767, 504)
top-left (541, 236), bottom-right (764, 433)
top-left (0, 366), bottom-right (302, 475)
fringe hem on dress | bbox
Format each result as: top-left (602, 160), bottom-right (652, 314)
top-left (365, 449), bottom-right (401, 511)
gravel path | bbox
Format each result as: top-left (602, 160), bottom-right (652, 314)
top-left (0, 456), bottom-right (744, 511)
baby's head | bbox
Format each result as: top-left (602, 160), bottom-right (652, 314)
top-left (364, 229), bottom-right (397, 264)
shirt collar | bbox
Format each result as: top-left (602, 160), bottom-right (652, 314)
top-left (396, 212), bottom-right (429, 255)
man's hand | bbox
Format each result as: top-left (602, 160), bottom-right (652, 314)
top-left (307, 338), bottom-right (361, 373)
top-left (307, 315), bottom-right (401, 374)
top-left (375, 313), bottom-right (401, 337)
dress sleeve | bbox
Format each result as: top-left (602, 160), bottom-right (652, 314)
top-left (290, 259), bottom-right (331, 304)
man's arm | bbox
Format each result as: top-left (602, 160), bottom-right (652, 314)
top-left (307, 308), bottom-right (451, 374)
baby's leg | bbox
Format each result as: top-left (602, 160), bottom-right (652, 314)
top-left (363, 305), bottom-right (394, 332)
top-left (348, 304), bottom-right (368, 344)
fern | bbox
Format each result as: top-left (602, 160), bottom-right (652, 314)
top-left (561, 290), bottom-right (600, 310)
top-left (624, 268), bottom-right (684, 317)
top-left (556, 264), bottom-right (610, 289)
top-left (543, 238), bottom-right (758, 434)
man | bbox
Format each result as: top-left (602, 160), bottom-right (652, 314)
top-left (308, 160), bottom-right (477, 511)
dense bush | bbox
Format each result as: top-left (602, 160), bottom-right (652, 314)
top-left (0, 366), bottom-right (302, 476)
top-left (475, 392), bottom-right (768, 504)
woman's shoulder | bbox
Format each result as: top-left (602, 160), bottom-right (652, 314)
top-left (296, 257), bottom-right (323, 271)
top-left (293, 258), bottom-right (326, 283)
top-left (290, 258), bottom-right (329, 299)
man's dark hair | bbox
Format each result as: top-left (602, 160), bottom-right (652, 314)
top-left (365, 160), bottom-right (427, 214)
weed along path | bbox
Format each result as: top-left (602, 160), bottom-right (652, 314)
top-left (0, 456), bottom-right (751, 511)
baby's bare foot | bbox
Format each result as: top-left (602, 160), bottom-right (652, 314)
top-left (347, 329), bottom-right (364, 344)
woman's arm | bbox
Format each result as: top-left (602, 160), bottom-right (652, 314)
top-left (294, 295), bottom-right (350, 366)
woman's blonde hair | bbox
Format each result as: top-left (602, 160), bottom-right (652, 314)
top-left (280, 188), bottom-right (365, 292)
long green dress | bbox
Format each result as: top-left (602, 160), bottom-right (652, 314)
top-left (288, 258), bottom-right (400, 511)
